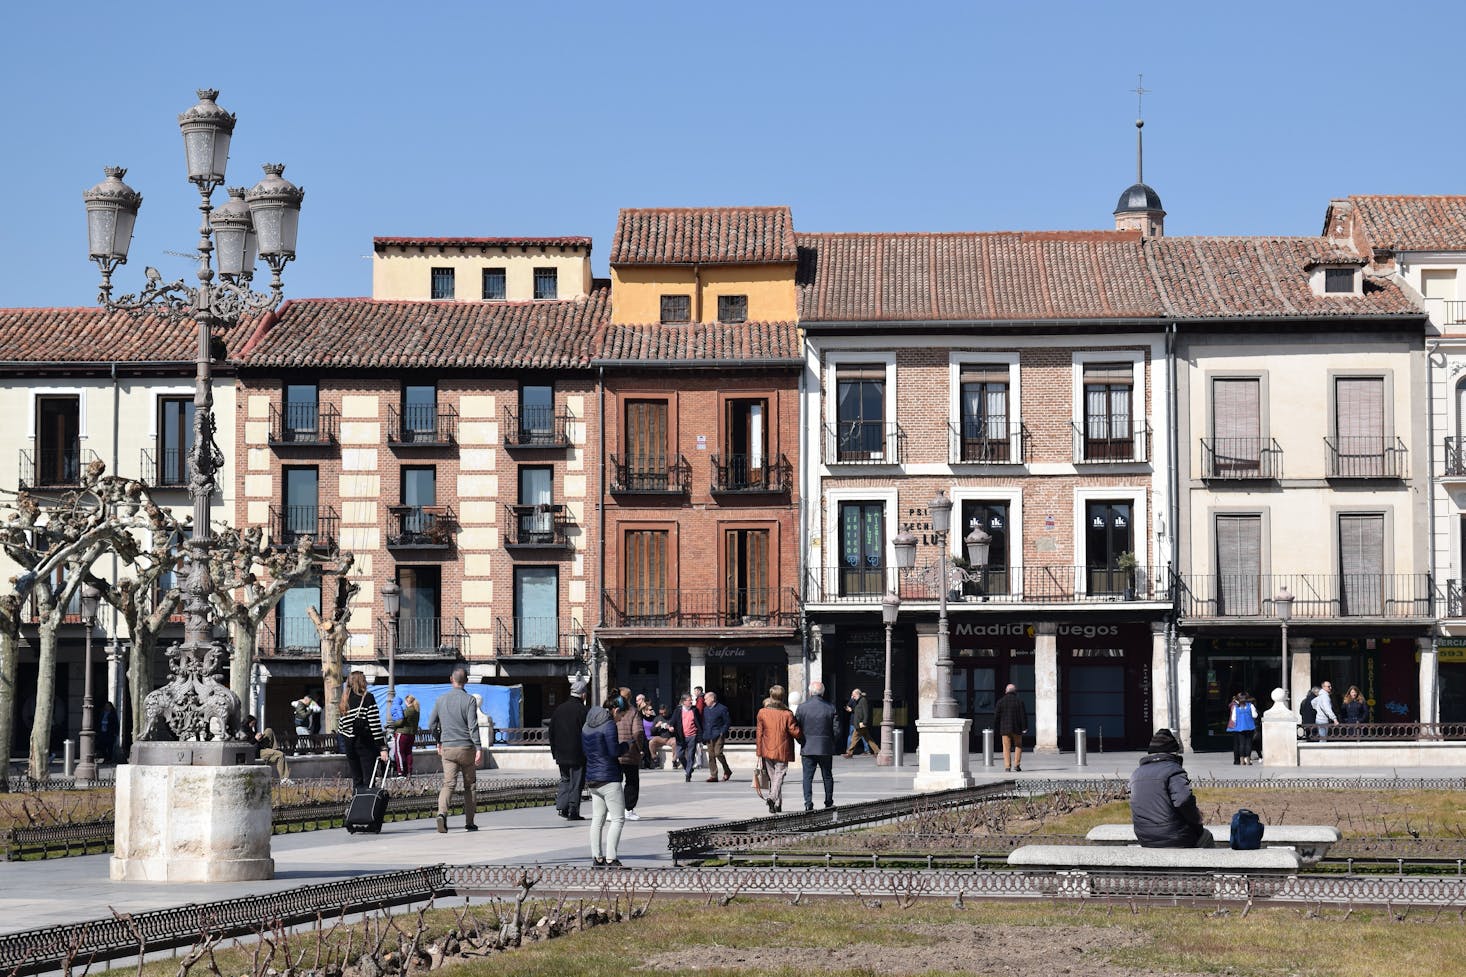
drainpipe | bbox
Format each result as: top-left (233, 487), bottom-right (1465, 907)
top-left (693, 264), bottom-right (702, 323)
top-left (1427, 339), bottom-right (1440, 619)
top-left (1166, 321), bottom-right (1182, 731)
top-left (798, 354), bottom-right (810, 686)
top-left (596, 366), bottom-right (606, 681)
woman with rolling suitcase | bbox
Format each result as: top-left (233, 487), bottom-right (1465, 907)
top-left (339, 671), bottom-right (389, 788)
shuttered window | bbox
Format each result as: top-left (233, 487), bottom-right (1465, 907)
top-left (1335, 377), bottom-right (1385, 476)
top-left (1338, 513), bottom-right (1384, 616)
top-left (1083, 363), bottom-right (1133, 460)
top-left (724, 529), bottom-right (770, 621)
top-left (625, 529), bottom-right (668, 620)
top-left (625, 400), bottom-right (669, 488)
top-left (1212, 378), bottom-right (1262, 475)
top-left (1215, 514), bottom-right (1262, 616)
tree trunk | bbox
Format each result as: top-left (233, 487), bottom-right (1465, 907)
top-left (0, 628), bottom-right (17, 790)
top-left (128, 630), bottom-right (157, 741)
top-left (322, 633), bottom-right (343, 734)
top-left (230, 619), bottom-right (257, 714)
top-left (29, 620), bottom-right (57, 779)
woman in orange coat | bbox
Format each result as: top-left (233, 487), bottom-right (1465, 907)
top-left (755, 685), bottom-right (801, 814)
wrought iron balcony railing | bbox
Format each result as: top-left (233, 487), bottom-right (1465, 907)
top-left (1449, 579), bottom-right (1465, 618)
top-left (601, 588), bottom-right (801, 628)
top-left (141, 447), bottom-right (193, 488)
top-left (386, 505), bottom-right (455, 550)
top-left (1177, 572), bottom-right (1434, 620)
top-left (609, 454), bottom-right (692, 494)
top-left (257, 617), bottom-right (322, 658)
top-left (387, 403), bottom-right (458, 447)
top-left (505, 503), bottom-right (573, 548)
top-left (493, 617), bottom-right (587, 657)
top-left (19, 445), bottom-right (100, 489)
top-left (1325, 436), bottom-right (1407, 479)
top-left (1071, 420), bottom-right (1151, 463)
top-left (1200, 437), bottom-right (1283, 480)
top-left (503, 406), bottom-right (573, 449)
top-left (1446, 437), bottom-right (1466, 479)
top-left (268, 402), bottom-right (339, 446)
top-left (711, 453), bottom-right (792, 494)
top-left (824, 421), bottom-right (904, 465)
top-left (374, 616), bottom-right (470, 657)
top-left (804, 564), bottom-right (1170, 604)
top-left (948, 420), bottom-right (1028, 465)
top-left (268, 504), bottom-right (340, 552)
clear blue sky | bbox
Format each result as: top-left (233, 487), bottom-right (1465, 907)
top-left (4, 0), bottom-right (1464, 308)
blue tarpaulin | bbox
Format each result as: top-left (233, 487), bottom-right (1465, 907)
top-left (368, 683), bottom-right (522, 741)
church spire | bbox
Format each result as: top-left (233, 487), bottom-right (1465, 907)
top-left (1114, 74), bottom-right (1164, 237)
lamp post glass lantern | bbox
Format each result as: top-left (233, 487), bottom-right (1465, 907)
top-left (84, 89), bottom-right (302, 744)
top-left (877, 590), bottom-right (900, 765)
top-left (73, 583), bottom-right (103, 780)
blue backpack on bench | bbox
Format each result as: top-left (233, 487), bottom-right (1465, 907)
top-left (1230, 808), bottom-right (1264, 850)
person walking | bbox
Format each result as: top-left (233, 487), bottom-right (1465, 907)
top-left (429, 668), bottom-right (482, 833)
top-left (392, 694), bottom-right (420, 777)
top-left (843, 688), bottom-right (878, 757)
top-left (755, 684), bottom-right (801, 814)
top-left (671, 693), bottom-right (701, 781)
top-left (1341, 686), bottom-right (1369, 726)
top-left (615, 689), bottom-right (646, 820)
top-left (1227, 691), bottom-right (1258, 765)
top-left (97, 701), bottom-right (119, 765)
top-left (549, 678), bottom-right (590, 820)
top-left (793, 681), bottom-right (839, 811)
top-left (701, 691), bottom-right (733, 782)
top-left (1312, 681), bottom-right (1338, 741)
top-left (993, 683), bottom-right (1028, 772)
top-left (1129, 728), bottom-right (1212, 848)
top-left (338, 672), bottom-right (389, 789)
top-left (1298, 685), bottom-right (1320, 741)
top-left (582, 694), bottom-right (629, 868)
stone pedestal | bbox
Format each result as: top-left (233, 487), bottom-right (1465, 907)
top-left (913, 717), bottom-right (974, 792)
top-left (111, 762), bottom-right (274, 882)
top-left (1260, 688), bottom-right (1299, 769)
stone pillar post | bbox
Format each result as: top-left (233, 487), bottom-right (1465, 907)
top-left (807, 626), bottom-right (826, 687)
top-left (1419, 638), bottom-right (1440, 725)
top-left (1150, 622), bottom-right (1172, 733)
top-left (688, 646), bottom-right (707, 699)
top-left (106, 638), bottom-right (123, 711)
top-left (1033, 622), bottom-right (1058, 752)
top-left (1261, 687), bottom-right (1299, 768)
top-left (784, 643), bottom-right (806, 703)
top-left (1290, 638), bottom-right (1313, 714)
top-left (915, 621), bottom-right (939, 720)
top-left (1175, 635), bottom-right (1193, 751)
top-left (254, 664), bottom-right (270, 726)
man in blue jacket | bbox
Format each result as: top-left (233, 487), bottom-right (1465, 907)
top-left (1129, 728), bottom-right (1211, 848)
top-left (700, 691), bottom-right (733, 782)
top-left (794, 681), bottom-right (840, 811)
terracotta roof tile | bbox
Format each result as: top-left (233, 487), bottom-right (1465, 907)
top-left (1339, 195), bottom-right (1466, 252)
top-left (594, 321), bottom-right (801, 364)
top-left (239, 290), bottom-right (609, 369)
top-left (373, 236), bottom-right (591, 251)
top-left (0, 306), bottom-right (249, 362)
top-left (611, 207), bottom-right (798, 265)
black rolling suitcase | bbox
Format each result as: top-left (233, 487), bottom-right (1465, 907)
top-left (345, 759), bottom-right (389, 833)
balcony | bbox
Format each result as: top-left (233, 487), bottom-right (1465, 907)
top-left (1178, 572), bottom-right (1434, 620)
top-left (601, 588), bottom-right (800, 629)
top-left (609, 454), bottom-right (691, 495)
top-left (374, 616), bottom-right (470, 658)
top-left (141, 447), bottom-right (193, 488)
top-left (1201, 437), bottom-right (1283, 480)
top-left (1071, 420), bottom-right (1151, 464)
top-left (1448, 580), bottom-right (1465, 618)
top-left (504, 503), bottom-right (573, 549)
top-left (805, 564), bottom-right (1171, 604)
top-left (824, 421), bottom-right (903, 465)
top-left (503, 406), bottom-right (573, 450)
top-left (387, 404), bottom-right (457, 447)
top-left (386, 505), bottom-right (455, 551)
top-left (1325, 436), bottom-right (1407, 479)
top-left (493, 617), bottom-right (587, 657)
top-left (1446, 438), bottom-right (1466, 480)
top-left (19, 446), bottom-right (100, 489)
top-left (268, 504), bottom-right (340, 553)
top-left (948, 421), bottom-right (1028, 465)
top-left (257, 618), bottom-right (322, 658)
top-left (711, 453), bottom-right (792, 495)
top-left (268, 402), bottom-right (339, 447)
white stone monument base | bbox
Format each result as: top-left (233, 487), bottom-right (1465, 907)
top-left (1260, 687), bottom-right (1299, 769)
top-left (913, 717), bottom-right (974, 792)
top-left (111, 763), bottom-right (275, 882)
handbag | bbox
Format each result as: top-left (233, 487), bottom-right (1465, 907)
top-left (753, 766), bottom-right (770, 797)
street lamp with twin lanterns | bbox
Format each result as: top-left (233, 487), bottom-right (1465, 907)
top-left (72, 582), bottom-right (104, 780)
top-left (84, 89), bottom-right (303, 743)
top-left (876, 589), bottom-right (901, 766)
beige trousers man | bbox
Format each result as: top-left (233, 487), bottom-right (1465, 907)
top-left (438, 745), bottom-right (478, 827)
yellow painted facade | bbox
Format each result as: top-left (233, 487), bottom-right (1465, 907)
top-left (610, 262), bottom-right (798, 324)
top-left (373, 245), bottom-right (593, 301)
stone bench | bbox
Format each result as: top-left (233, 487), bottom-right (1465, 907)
top-left (1008, 844), bottom-right (1302, 875)
top-left (1085, 824), bottom-right (1339, 864)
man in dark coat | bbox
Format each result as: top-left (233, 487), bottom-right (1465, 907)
top-left (1129, 728), bottom-right (1212, 848)
top-left (549, 678), bottom-right (590, 820)
top-left (843, 688), bottom-right (878, 757)
top-left (670, 692), bottom-right (702, 782)
top-left (992, 683), bottom-right (1028, 772)
top-left (794, 680), bottom-right (841, 811)
top-left (700, 691), bottom-right (733, 781)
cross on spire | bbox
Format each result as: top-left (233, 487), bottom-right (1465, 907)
top-left (1130, 74), bottom-right (1151, 184)
top-left (1131, 73), bottom-right (1151, 119)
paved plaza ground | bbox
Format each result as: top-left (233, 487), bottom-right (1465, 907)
top-left (5, 749), bottom-right (1462, 933)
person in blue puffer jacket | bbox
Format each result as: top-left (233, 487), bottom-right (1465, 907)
top-left (581, 695), bottom-right (629, 868)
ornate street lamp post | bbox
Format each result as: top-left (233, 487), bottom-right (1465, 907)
top-left (84, 89), bottom-right (302, 743)
top-left (930, 491), bottom-right (956, 718)
top-left (382, 582), bottom-right (401, 709)
top-left (73, 582), bottom-right (103, 780)
top-left (876, 590), bottom-right (901, 766)
top-left (1275, 585), bottom-right (1294, 705)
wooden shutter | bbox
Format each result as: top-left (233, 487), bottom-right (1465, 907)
top-left (625, 529), bottom-right (668, 618)
top-left (1335, 378), bottom-right (1385, 477)
top-left (1213, 379), bottom-right (1260, 440)
top-left (1338, 513), bottom-right (1384, 616)
top-left (1215, 514), bottom-right (1262, 615)
top-left (626, 400), bottom-right (668, 474)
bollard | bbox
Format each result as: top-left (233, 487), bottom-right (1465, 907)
top-left (63, 738), bottom-right (76, 778)
top-left (982, 728), bottom-right (995, 767)
top-left (1074, 728), bottom-right (1088, 767)
top-left (892, 729), bottom-right (905, 767)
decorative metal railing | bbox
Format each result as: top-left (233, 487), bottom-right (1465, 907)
top-left (1325, 435), bottom-right (1407, 478)
top-left (805, 564), bottom-right (1169, 603)
top-left (824, 421), bottom-right (904, 465)
top-left (493, 617), bottom-right (587, 656)
top-left (374, 616), bottom-right (470, 657)
top-left (1201, 436), bottom-right (1283, 480)
top-left (268, 503), bottom-right (339, 551)
top-left (18, 446), bottom-right (99, 489)
top-left (386, 504), bottom-right (455, 549)
top-left (948, 420), bottom-right (1028, 465)
top-left (1177, 572), bottom-right (1434, 619)
top-left (602, 588), bottom-right (801, 628)
top-left (387, 403), bottom-right (457, 446)
top-left (502, 405), bottom-right (572, 448)
top-left (1071, 419), bottom-right (1151, 463)
top-left (504, 503), bottom-right (572, 547)
top-left (268, 401), bottom-right (339, 445)
top-left (711, 452), bottom-right (792, 493)
top-left (609, 453), bottom-right (691, 493)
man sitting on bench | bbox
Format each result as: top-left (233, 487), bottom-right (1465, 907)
top-left (1130, 728), bottom-right (1212, 848)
